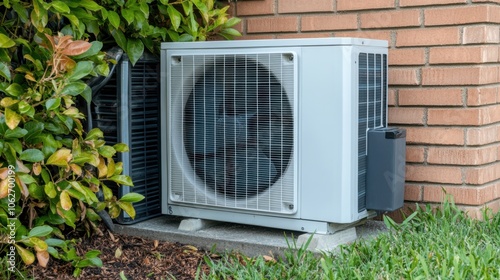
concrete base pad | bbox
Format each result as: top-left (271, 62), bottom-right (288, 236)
top-left (297, 227), bottom-right (357, 252)
top-left (114, 215), bottom-right (387, 257)
top-left (178, 218), bottom-right (219, 231)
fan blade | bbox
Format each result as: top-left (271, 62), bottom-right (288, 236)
top-left (233, 148), bottom-right (277, 196)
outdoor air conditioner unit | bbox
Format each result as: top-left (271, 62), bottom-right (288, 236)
top-left (160, 38), bottom-right (390, 233)
top-left (91, 52), bottom-right (162, 224)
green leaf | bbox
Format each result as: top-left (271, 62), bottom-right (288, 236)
top-left (85, 250), bottom-right (101, 259)
top-left (46, 148), bottom-right (72, 167)
top-left (5, 83), bottom-right (23, 97)
top-left (219, 28), bottom-right (242, 40)
top-left (61, 81), bottom-right (87, 96)
top-left (28, 225), bottom-right (53, 238)
top-left (98, 145), bottom-right (116, 158)
top-left (17, 173), bottom-right (36, 184)
top-left (102, 184), bottom-right (113, 200)
top-left (45, 98), bottom-right (61, 111)
top-left (4, 126), bottom-right (27, 139)
top-left (119, 193), bottom-right (144, 203)
top-left (45, 238), bottom-right (68, 250)
top-left (126, 38), bottom-right (144, 66)
top-left (108, 11), bottom-right (121, 29)
top-left (110, 28), bottom-right (127, 51)
top-left (224, 17), bottom-right (242, 28)
top-left (0, 33), bottom-right (16, 48)
top-left (20, 149), bottom-right (45, 162)
top-left (50, 1), bottom-right (70, 13)
top-left (167, 5), bottom-right (182, 31)
top-left (121, 8), bottom-right (135, 25)
top-left (76, 257), bottom-right (103, 268)
top-left (0, 62), bottom-right (11, 81)
top-left (17, 100), bottom-right (34, 116)
top-left (108, 175), bottom-right (134, 186)
top-left (44, 182), bottom-right (57, 198)
top-left (78, 0), bottom-right (102, 11)
top-left (13, 2), bottom-right (29, 23)
top-left (16, 245), bottom-right (35, 265)
top-left (63, 14), bottom-right (79, 28)
top-left (85, 128), bottom-right (103, 140)
top-left (76, 84), bottom-right (91, 105)
top-left (113, 143), bottom-right (129, 152)
top-left (68, 61), bottom-right (94, 81)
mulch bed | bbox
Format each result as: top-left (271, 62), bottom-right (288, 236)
top-left (27, 229), bottom-right (213, 280)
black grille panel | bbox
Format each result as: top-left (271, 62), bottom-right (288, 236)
top-left (92, 53), bottom-right (161, 224)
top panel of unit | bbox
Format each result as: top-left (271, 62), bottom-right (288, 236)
top-left (161, 37), bottom-right (388, 50)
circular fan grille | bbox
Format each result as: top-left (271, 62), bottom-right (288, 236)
top-left (184, 57), bottom-right (293, 198)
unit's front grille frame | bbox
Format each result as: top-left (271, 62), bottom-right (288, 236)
top-left (168, 52), bottom-right (297, 215)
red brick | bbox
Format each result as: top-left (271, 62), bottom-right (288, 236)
top-left (406, 146), bottom-right (425, 163)
top-left (400, 0), bottom-right (466, 6)
top-left (399, 88), bottom-right (463, 106)
top-left (337, 0), bottom-right (395, 11)
top-left (406, 127), bottom-right (465, 145)
top-left (427, 146), bottom-right (498, 165)
top-left (427, 108), bottom-right (481, 126)
top-left (429, 46), bottom-right (500, 64)
top-left (465, 162), bottom-right (500, 184)
top-left (467, 86), bottom-right (499, 106)
top-left (301, 14), bottom-right (358, 32)
top-left (236, 0), bottom-right (275, 16)
top-left (406, 165), bottom-right (463, 184)
top-left (422, 66), bottom-right (499, 86)
top-left (397, 27), bottom-right (461, 47)
top-left (237, 34), bottom-right (275, 40)
top-left (389, 48), bottom-right (426, 66)
top-left (278, 0), bottom-right (334, 13)
top-left (334, 30), bottom-right (392, 43)
top-left (276, 33), bottom-right (331, 39)
top-left (463, 25), bottom-right (500, 44)
top-left (388, 107), bottom-right (425, 125)
top-left (466, 125), bottom-right (500, 145)
top-left (423, 184), bottom-right (498, 205)
top-left (388, 89), bottom-right (397, 106)
top-left (247, 17), bottom-right (298, 33)
top-left (361, 10), bottom-right (421, 29)
top-left (405, 184), bottom-right (423, 201)
top-left (425, 5), bottom-right (500, 26)
top-left (389, 68), bottom-right (419, 85)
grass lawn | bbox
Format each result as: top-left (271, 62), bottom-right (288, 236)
top-left (201, 198), bottom-right (500, 280)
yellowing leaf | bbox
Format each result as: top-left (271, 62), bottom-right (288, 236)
top-left (36, 250), bottom-right (50, 268)
top-left (114, 247), bottom-right (122, 259)
top-left (32, 162), bottom-right (42, 175)
top-left (97, 157), bottom-right (107, 179)
top-left (46, 148), bottom-right (72, 167)
top-left (106, 157), bottom-right (115, 178)
top-left (5, 107), bottom-right (21, 130)
top-left (117, 201), bottom-right (135, 219)
top-left (69, 164), bottom-right (82, 176)
top-left (60, 190), bottom-right (72, 210)
top-left (0, 179), bottom-right (8, 199)
top-left (15, 244), bottom-right (35, 265)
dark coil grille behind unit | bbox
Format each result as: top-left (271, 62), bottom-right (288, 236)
top-left (92, 53), bottom-right (162, 224)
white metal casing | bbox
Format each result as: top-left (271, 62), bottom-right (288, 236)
top-left (160, 38), bottom-right (388, 233)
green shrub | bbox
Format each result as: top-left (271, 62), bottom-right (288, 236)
top-left (0, 0), bottom-right (240, 276)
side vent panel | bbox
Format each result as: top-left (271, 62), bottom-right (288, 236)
top-left (92, 53), bottom-right (162, 224)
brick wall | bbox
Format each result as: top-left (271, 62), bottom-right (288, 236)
top-left (230, 0), bottom-right (500, 217)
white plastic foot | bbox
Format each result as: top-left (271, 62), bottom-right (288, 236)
top-left (296, 227), bottom-right (357, 252)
